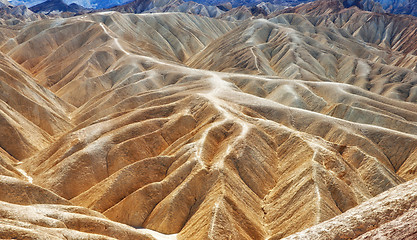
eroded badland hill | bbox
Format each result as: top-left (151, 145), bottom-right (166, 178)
top-left (0, 0), bottom-right (417, 239)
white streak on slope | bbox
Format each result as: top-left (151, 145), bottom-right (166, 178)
top-left (16, 167), bottom-right (33, 183)
top-left (199, 74), bottom-right (251, 170)
top-left (250, 47), bottom-right (261, 73)
top-left (99, 23), bottom-right (130, 55)
top-left (137, 228), bottom-right (177, 240)
top-left (208, 201), bottom-right (221, 240)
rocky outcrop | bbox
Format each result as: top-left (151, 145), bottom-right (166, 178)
top-left (282, 178), bottom-right (417, 239)
top-left (0, 201), bottom-right (156, 239)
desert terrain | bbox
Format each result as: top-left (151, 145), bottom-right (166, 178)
top-left (0, 0), bottom-right (417, 239)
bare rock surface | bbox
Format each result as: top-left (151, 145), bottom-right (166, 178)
top-left (282, 178), bottom-right (417, 240)
top-left (0, 200), bottom-right (157, 239)
top-left (0, 2), bottom-right (416, 239)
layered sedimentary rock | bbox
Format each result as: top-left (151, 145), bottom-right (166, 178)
top-left (282, 178), bottom-right (417, 239)
top-left (0, 198), bottom-right (159, 239)
top-left (191, 8), bottom-right (417, 102)
top-left (0, 2), bottom-right (416, 239)
top-left (0, 4), bottom-right (46, 25)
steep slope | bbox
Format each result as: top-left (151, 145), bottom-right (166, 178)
top-left (29, 60), bottom-right (416, 238)
top-left (0, 5), bottom-right (46, 25)
top-left (5, 12), bottom-right (236, 107)
top-left (0, 201), bottom-right (154, 240)
top-left (0, 6), bottom-right (416, 240)
top-left (375, 0), bottom-right (417, 16)
top-left (189, 5), bottom-right (417, 102)
top-left (0, 175), bottom-right (162, 239)
top-left (282, 178), bottom-right (417, 240)
top-left (0, 52), bottom-right (73, 159)
top-left (9, 0), bottom-right (45, 7)
top-left (29, 0), bottom-right (87, 13)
